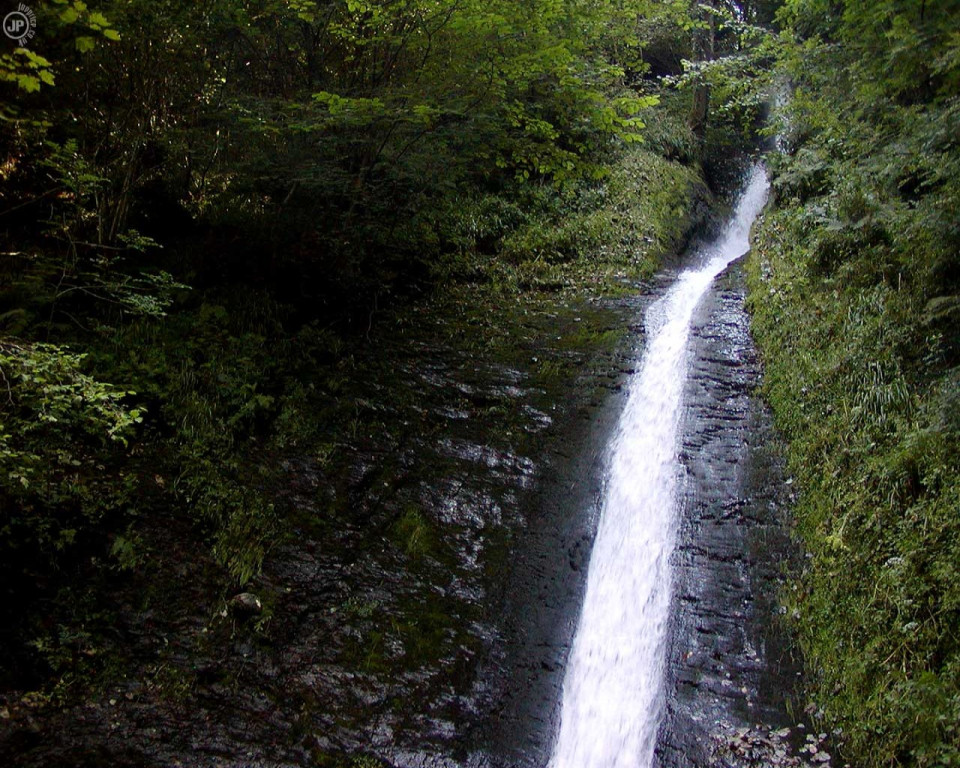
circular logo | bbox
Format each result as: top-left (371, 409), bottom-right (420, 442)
top-left (3, 5), bottom-right (36, 46)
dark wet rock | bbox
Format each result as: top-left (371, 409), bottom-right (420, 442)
top-left (0, 290), bottom-right (654, 768)
top-left (229, 593), bottom-right (263, 615)
top-left (657, 261), bottom-right (807, 768)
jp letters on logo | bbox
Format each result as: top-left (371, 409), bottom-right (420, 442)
top-left (3, 3), bottom-right (37, 47)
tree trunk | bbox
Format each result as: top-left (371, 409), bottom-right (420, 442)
top-left (688, 0), bottom-right (717, 140)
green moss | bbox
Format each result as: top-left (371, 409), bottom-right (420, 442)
top-left (396, 609), bottom-right (453, 668)
top-left (389, 506), bottom-right (436, 559)
top-left (311, 753), bottom-right (385, 768)
top-left (496, 146), bottom-right (708, 292)
top-left (560, 323), bottom-right (623, 352)
top-left (535, 358), bottom-right (568, 381)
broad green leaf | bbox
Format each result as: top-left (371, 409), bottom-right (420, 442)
top-left (17, 74), bottom-right (40, 92)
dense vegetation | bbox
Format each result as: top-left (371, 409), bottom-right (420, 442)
top-left (748, 0), bottom-right (960, 764)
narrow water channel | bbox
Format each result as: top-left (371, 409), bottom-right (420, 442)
top-left (548, 166), bottom-right (770, 768)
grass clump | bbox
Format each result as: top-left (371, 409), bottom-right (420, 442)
top-left (390, 506), bottom-right (436, 560)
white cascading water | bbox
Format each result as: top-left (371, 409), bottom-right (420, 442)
top-left (548, 165), bottom-right (770, 768)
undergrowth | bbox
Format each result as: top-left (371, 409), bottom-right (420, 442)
top-left (428, 141), bottom-right (709, 295)
top-left (747, 41), bottom-right (960, 763)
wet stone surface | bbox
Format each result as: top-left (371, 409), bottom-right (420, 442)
top-left (0, 290), bottom-right (647, 768)
top-left (657, 261), bottom-right (815, 768)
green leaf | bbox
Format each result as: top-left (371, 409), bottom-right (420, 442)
top-left (75, 35), bottom-right (96, 53)
top-left (17, 74), bottom-right (40, 92)
top-left (102, 29), bottom-right (121, 41)
top-left (59, 7), bottom-right (79, 23)
top-left (15, 49), bottom-right (52, 68)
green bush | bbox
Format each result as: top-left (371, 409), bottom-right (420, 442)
top-left (0, 339), bottom-right (141, 560)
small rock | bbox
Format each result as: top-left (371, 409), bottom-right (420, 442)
top-left (230, 592), bottom-right (263, 614)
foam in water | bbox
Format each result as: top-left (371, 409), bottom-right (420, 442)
top-left (548, 165), bottom-right (770, 768)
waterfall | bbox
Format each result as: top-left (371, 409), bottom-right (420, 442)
top-left (548, 165), bottom-right (770, 768)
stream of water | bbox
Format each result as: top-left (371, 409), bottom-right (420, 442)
top-left (548, 165), bottom-right (770, 768)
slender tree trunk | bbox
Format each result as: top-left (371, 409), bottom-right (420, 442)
top-left (689, 0), bottom-right (716, 140)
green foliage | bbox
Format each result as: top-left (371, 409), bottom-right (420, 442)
top-left (749, 206), bottom-right (960, 766)
top-left (500, 145), bottom-right (705, 279)
top-left (0, 339), bottom-right (141, 555)
top-left (659, 0), bottom-right (779, 143)
top-left (218, 0), bottom-right (673, 220)
top-left (428, 137), bottom-right (707, 294)
top-left (0, 1), bottom-right (119, 99)
top-left (0, 49), bottom-right (55, 94)
top-left (109, 295), bottom-right (309, 584)
top-left (748, 3), bottom-right (960, 762)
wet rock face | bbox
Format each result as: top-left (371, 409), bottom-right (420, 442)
top-left (263, 301), bottom-right (641, 765)
top-left (0, 293), bottom-right (643, 768)
top-left (471, 275), bottom-right (692, 768)
top-left (657, 261), bottom-right (806, 767)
